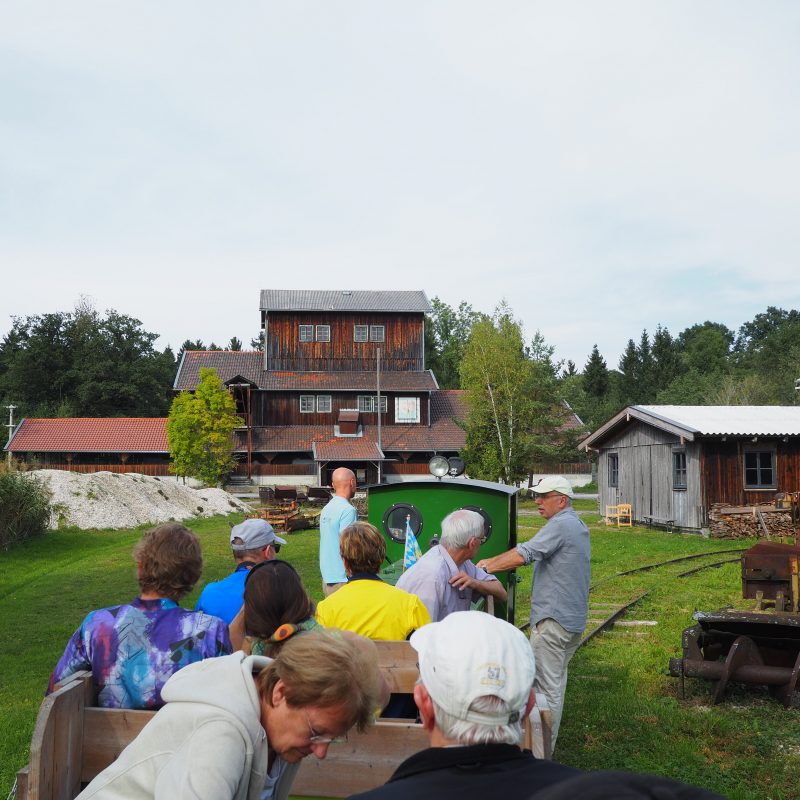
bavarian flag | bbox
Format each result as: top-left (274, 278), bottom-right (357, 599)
top-left (403, 515), bottom-right (422, 570)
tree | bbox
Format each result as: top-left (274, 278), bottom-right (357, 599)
top-left (424, 298), bottom-right (479, 389)
top-left (167, 368), bottom-right (242, 486)
top-left (228, 337), bottom-right (243, 351)
top-left (583, 345), bottom-right (609, 398)
top-left (250, 331), bottom-right (265, 351)
top-left (651, 325), bottom-right (682, 392)
top-left (460, 305), bottom-right (564, 484)
top-left (636, 330), bottom-right (655, 400)
top-left (0, 304), bottom-right (175, 417)
top-left (176, 339), bottom-right (206, 363)
top-left (617, 338), bottom-right (639, 405)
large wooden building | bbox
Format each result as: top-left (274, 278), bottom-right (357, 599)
top-left (174, 290), bottom-right (466, 485)
top-left (581, 405), bottom-right (800, 531)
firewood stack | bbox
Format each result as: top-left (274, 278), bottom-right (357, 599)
top-left (709, 503), bottom-right (795, 539)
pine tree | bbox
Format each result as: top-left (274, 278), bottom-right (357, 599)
top-left (583, 345), bottom-right (609, 398)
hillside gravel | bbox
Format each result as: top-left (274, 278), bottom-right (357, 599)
top-left (29, 470), bottom-right (250, 530)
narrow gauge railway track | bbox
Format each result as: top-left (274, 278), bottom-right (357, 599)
top-left (517, 548), bottom-right (747, 645)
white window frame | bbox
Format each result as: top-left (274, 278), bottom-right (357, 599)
top-left (299, 325), bottom-right (314, 342)
top-left (316, 325), bottom-right (331, 342)
top-left (354, 325), bottom-right (369, 342)
top-left (358, 395), bottom-right (387, 413)
top-left (316, 395), bottom-right (332, 413)
top-left (370, 325), bottom-right (385, 342)
top-left (300, 395), bottom-right (315, 413)
top-left (395, 396), bottom-right (420, 423)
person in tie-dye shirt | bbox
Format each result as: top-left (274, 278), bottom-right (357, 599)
top-left (48, 522), bottom-right (231, 709)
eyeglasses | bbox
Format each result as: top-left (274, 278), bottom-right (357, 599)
top-left (270, 543), bottom-right (281, 554)
top-left (304, 710), bottom-right (348, 745)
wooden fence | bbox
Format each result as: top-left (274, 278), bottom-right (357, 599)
top-left (233, 464), bottom-right (316, 476)
top-left (528, 462), bottom-right (592, 475)
top-left (31, 464), bottom-right (172, 476)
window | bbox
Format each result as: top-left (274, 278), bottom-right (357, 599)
top-left (370, 325), bottom-right (385, 342)
top-left (300, 395), bottom-right (315, 413)
top-left (744, 449), bottom-right (776, 489)
top-left (673, 450), bottom-right (687, 490)
top-left (607, 453), bottom-right (619, 487)
top-left (299, 325), bottom-right (313, 342)
top-left (316, 395), bottom-right (332, 413)
top-left (383, 503), bottom-right (423, 543)
top-left (354, 325), bottom-right (369, 342)
top-left (395, 396), bottom-right (420, 423)
top-left (358, 395), bottom-right (387, 413)
top-left (316, 325), bottom-right (330, 342)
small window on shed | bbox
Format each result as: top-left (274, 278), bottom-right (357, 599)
top-left (370, 325), bottom-right (385, 342)
top-left (316, 325), bottom-right (331, 342)
top-left (300, 395), bottom-right (315, 413)
top-left (672, 450), bottom-right (687, 490)
top-left (608, 453), bottom-right (619, 488)
top-left (354, 325), bottom-right (369, 342)
top-left (299, 325), bottom-right (314, 342)
top-left (744, 449), bottom-right (776, 489)
top-left (383, 503), bottom-right (423, 543)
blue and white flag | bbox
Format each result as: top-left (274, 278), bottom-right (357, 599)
top-left (403, 515), bottom-right (422, 570)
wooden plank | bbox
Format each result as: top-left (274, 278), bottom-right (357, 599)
top-left (293, 721), bottom-right (428, 797)
top-left (81, 708), bottom-right (155, 781)
top-left (27, 675), bottom-right (89, 800)
top-left (373, 640), bottom-right (418, 694)
top-left (15, 766), bottom-right (30, 800)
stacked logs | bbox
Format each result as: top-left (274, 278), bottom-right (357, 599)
top-left (709, 503), bottom-right (795, 539)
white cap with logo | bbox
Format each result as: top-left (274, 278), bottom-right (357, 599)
top-left (531, 475), bottom-right (574, 498)
top-left (410, 610), bottom-right (535, 725)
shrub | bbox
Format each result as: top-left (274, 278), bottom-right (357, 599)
top-left (0, 470), bottom-right (52, 549)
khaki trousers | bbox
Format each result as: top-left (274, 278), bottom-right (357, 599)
top-left (530, 617), bottom-right (582, 750)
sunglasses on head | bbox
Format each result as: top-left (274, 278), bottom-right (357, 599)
top-left (245, 557), bottom-right (286, 585)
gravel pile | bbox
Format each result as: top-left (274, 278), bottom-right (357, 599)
top-left (29, 470), bottom-right (250, 530)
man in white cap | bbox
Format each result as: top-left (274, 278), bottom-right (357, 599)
top-left (195, 518), bottom-right (286, 624)
top-left (347, 611), bottom-right (580, 799)
top-left (477, 476), bottom-right (590, 751)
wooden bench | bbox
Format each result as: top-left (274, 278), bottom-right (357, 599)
top-left (604, 503), bottom-right (632, 527)
top-left (17, 646), bottom-right (551, 799)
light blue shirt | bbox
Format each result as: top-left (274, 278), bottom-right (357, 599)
top-left (516, 506), bottom-right (590, 633)
top-left (319, 495), bottom-right (357, 583)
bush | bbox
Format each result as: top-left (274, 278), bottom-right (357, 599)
top-left (0, 470), bottom-right (52, 549)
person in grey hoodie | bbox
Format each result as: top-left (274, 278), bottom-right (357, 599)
top-left (76, 629), bottom-right (385, 800)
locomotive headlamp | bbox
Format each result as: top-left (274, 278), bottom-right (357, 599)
top-left (428, 455), bottom-right (449, 478)
top-left (447, 457), bottom-right (465, 477)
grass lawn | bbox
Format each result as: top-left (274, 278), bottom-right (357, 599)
top-left (2, 511), bottom-right (799, 799)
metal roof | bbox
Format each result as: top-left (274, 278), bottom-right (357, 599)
top-left (260, 290), bottom-right (431, 313)
top-left (581, 405), bottom-right (800, 449)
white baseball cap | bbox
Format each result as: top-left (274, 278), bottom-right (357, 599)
top-left (531, 475), bottom-right (574, 498)
top-left (230, 518), bottom-right (287, 551)
top-left (410, 611), bottom-right (535, 725)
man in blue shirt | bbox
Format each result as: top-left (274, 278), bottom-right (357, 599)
top-left (196, 518), bottom-right (287, 623)
top-left (319, 467), bottom-right (358, 596)
top-left (477, 475), bottom-right (590, 752)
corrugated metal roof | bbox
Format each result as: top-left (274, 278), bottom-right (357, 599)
top-left (5, 418), bottom-right (168, 453)
top-left (260, 290), bottom-right (431, 313)
top-left (636, 405), bottom-right (800, 436)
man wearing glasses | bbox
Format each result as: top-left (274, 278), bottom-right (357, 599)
top-left (477, 476), bottom-right (590, 752)
top-left (196, 518), bottom-right (287, 624)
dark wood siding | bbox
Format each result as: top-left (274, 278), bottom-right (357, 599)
top-left (700, 437), bottom-right (800, 507)
top-left (250, 391), bottom-right (430, 426)
top-left (265, 312), bottom-right (424, 371)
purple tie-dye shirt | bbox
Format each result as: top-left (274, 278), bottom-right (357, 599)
top-left (47, 597), bottom-right (232, 709)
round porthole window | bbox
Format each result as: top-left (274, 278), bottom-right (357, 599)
top-left (458, 505), bottom-right (493, 543)
top-left (383, 503), bottom-right (423, 543)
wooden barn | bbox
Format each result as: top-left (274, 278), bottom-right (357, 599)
top-left (580, 405), bottom-right (800, 531)
top-left (174, 290), bottom-right (466, 486)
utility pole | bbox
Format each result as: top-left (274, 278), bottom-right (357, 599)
top-left (376, 349), bottom-right (382, 484)
top-left (6, 404), bottom-right (16, 467)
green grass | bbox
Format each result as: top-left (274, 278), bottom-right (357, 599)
top-left (2, 514), bottom-right (799, 799)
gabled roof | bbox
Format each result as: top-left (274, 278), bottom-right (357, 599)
top-left (174, 350), bottom-right (438, 392)
top-left (174, 351), bottom-right (263, 391)
top-left (313, 440), bottom-right (385, 461)
top-left (581, 405), bottom-right (800, 450)
top-left (260, 290), bottom-right (431, 313)
top-left (5, 418), bottom-right (168, 453)
top-left (260, 371), bottom-right (437, 392)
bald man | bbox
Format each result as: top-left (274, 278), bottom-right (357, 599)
top-left (319, 467), bottom-right (358, 596)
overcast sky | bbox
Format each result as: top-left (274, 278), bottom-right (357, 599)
top-left (3, 1), bottom-right (799, 368)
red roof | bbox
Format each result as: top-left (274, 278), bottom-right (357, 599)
top-left (6, 418), bottom-right (168, 453)
top-left (313, 439), bottom-right (385, 461)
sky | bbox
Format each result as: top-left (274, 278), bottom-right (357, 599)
top-left (2, 1), bottom-right (800, 368)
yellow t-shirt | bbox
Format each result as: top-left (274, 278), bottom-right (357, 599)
top-left (316, 576), bottom-right (431, 640)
